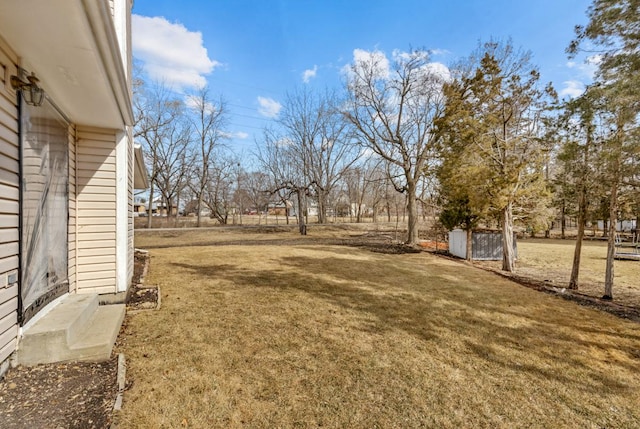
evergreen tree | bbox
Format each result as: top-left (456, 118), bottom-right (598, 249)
top-left (569, 0), bottom-right (640, 299)
top-left (438, 40), bottom-right (553, 272)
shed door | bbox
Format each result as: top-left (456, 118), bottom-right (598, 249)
top-left (20, 97), bottom-right (69, 324)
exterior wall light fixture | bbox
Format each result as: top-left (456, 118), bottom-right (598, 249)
top-left (10, 68), bottom-right (45, 106)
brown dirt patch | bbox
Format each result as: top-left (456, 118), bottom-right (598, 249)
top-left (0, 358), bottom-right (117, 429)
top-left (126, 250), bottom-right (159, 311)
top-left (0, 251), bottom-right (154, 429)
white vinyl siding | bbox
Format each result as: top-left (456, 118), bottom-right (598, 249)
top-left (68, 124), bottom-right (76, 293)
top-left (75, 127), bottom-right (118, 294)
top-left (0, 41), bottom-right (19, 363)
top-left (127, 129), bottom-right (133, 285)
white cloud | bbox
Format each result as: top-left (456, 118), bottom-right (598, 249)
top-left (302, 65), bottom-right (318, 83)
top-left (345, 49), bottom-right (450, 84)
top-left (184, 95), bottom-right (216, 114)
top-left (424, 62), bottom-right (451, 82)
top-left (429, 48), bottom-right (450, 56)
top-left (221, 131), bottom-right (250, 140)
top-left (560, 80), bottom-right (585, 98)
top-left (132, 15), bottom-right (219, 91)
top-left (257, 97), bottom-right (282, 118)
top-left (566, 54), bottom-right (601, 81)
top-left (343, 49), bottom-right (390, 79)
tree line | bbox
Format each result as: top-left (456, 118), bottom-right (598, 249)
top-left (135, 0), bottom-right (639, 300)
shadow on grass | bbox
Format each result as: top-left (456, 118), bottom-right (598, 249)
top-left (170, 253), bottom-right (639, 395)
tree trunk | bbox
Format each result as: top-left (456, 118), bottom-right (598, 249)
top-left (465, 227), bottom-right (473, 261)
top-left (569, 188), bottom-right (587, 289)
top-left (406, 181), bottom-right (419, 245)
top-left (317, 191), bottom-right (327, 224)
top-left (561, 199), bottom-right (566, 239)
top-left (297, 192), bottom-right (307, 235)
top-left (175, 188), bottom-right (181, 224)
top-left (196, 191), bottom-right (203, 227)
top-left (501, 202), bottom-right (515, 272)
top-left (166, 197), bottom-right (173, 221)
top-left (604, 182), bottom-right (618, 300)
top-left (604, 125), bottom-right (624, 300)
top-left (147, 182), bottom-right (155, 229)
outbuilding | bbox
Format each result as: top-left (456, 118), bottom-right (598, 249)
top-left (448, 229), bottom-right (517, 261)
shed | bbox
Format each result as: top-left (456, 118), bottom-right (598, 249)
top-left (448, 229), bottom-right (517, 261)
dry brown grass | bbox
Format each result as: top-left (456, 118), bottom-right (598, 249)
top-left (134, 215), bottom-right (417, 230)
top-left (477, 238), bottom-right (640, 308)
top-left (117, 229), bottom-right (640, 428)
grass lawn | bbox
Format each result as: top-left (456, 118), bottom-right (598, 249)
top-left (478, 238), bottom-right (640, 308)
top-left (117, 228), bottom-right (640, 428)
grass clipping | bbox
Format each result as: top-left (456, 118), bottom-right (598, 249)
top-left (118, 230), bottom-right (640, 428)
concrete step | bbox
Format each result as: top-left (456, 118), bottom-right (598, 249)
top-left (68, 304), bottom-right (125, 361)
top-left (18, 294), bottom-right (125, 366)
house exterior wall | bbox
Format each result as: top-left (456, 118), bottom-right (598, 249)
top-left (127, 130), bottom-right (134, 285)
top-left (115, 130), bottom-right (133, 292)
top-left (0, 0), bottom-right (137, 371)
top-left (75, 127), bottom-right (118, 294)
top-left (75, 126), bottom-right (134, 295)
top-left (68, 124), bottom-right (77, 293)
top-left (0, 40), bottom-right (19, 366)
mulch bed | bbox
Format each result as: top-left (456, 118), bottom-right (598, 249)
top-left (0, 249), bottom-right (156, 429)
top-left (127, 250), bottom-right (159, 312)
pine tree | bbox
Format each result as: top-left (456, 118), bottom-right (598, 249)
top-left (438, 40), bottom-right (553, 272)
top-left (569, 0), bottom-right (640, 299)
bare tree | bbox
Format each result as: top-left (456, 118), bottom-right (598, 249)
top-left (258, 128), bottom-right (310, 234)
top-left (245, 171), bottom-right (271, 224)
top-left (154, 116), bottom-right (193, 221)
top-left (203, 154), bottom-right (236, 224)
top-left (188, 88), bottom-right (227, 227)
top-left (231, 163), bottom-right (248, 224)
top-left (277, 88), bottom-right (359, 224)
top-left (133, 83), bottom-right (182, 227)
top-left (343, 157), bottom-right (386, 223)
top-left (344, 49), bottom-right (447, 245)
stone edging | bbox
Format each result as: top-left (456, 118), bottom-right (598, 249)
top-left (110, 353), bottom-right (126, 428)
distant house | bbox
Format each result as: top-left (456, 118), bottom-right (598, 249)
top-left (133, 194), bottom-right (148, 215)
top-left (151, 200), bottom-right (178, 216)
top-left (0, 0), bottom-right (147, 371)
top-left (268, 201), bottom-right (294, 217)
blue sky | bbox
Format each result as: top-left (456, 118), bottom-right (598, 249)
top-left (132, 0), bottom-right (595, 155)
